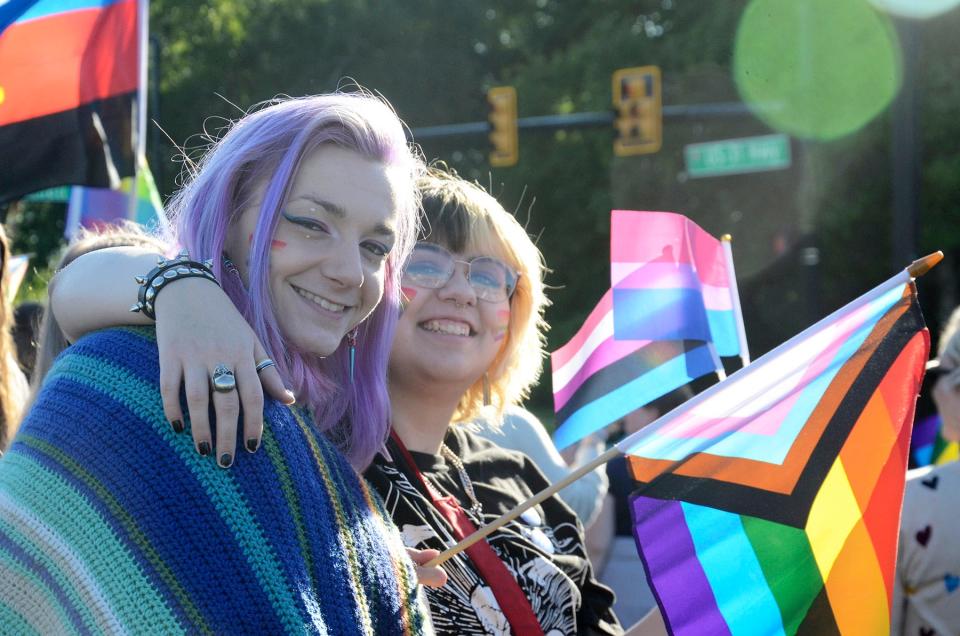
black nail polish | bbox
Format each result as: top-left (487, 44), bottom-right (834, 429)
top-left (198, 441), bottom-right (211, 456)
top-left (219, 453), bottom-right (233, 468)
top-left (246, 438), bottom-right (260, 453)
top-left (170, 419), bottom-right (184, 434)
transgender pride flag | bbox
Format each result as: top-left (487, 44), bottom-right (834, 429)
top-left (611, 210), bottom-right (748, 365)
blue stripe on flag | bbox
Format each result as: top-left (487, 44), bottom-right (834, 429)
top-left (706, 309), bottom-right (739, 357)
top-left (613, 288), bottom-right (711, 342)
top-left (9, 0), bottom-right (123, 26)
top-left (682, 503), bottom-right (786, 636)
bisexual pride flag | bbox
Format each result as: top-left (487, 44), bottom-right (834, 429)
top-left (611, 210), bottom-right (748, 365)
top-left (0, 0), bottom-right (141, 202)
top-left (551, 211), bottom-right (747, 449)
top-left (617, 263), bottom-right (930, 634)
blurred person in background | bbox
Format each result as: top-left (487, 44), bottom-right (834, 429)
top-left (893, 304), bottom-right (960, 636)
top-left (0, 224), bottom-right (28, 453)
top-left (11, 301), bottom-right (42, 381)
top-left (468, 403), bottom-right (610, 528)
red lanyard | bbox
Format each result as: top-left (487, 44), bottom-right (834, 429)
top-left (389, 431), bottom-right (544, 636)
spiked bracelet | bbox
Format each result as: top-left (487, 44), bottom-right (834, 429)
top-left (130, 251), bottom-right (219, 320)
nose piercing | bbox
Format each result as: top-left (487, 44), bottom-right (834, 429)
top-left (454, 301), bottom-right (466, 310)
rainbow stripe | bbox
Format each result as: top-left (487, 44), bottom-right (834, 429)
top-left (551, 289), bottom-right (717, 449)
top-left (0, 327), bottom-right (428, 634)
top-left (620, 278), bottom-right (928, 635)
top-left (611, 210), bottom-right (741, 357)
top-left (909, 413), bottom-right (959, 467)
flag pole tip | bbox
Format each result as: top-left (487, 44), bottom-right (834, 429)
top-left (721, 233), bottom-right (732, 242)
top-left (908, 251), bottom-right (944, 278)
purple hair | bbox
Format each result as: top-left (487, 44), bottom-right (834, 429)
top-left (167, 93), bottom-right (422, 469)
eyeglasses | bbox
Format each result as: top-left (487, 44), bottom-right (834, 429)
top-left (402, 242), bottom-right (519, 303)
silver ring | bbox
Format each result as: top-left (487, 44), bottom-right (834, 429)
top-left (211, 363), bottom-right (237, 393)
top-left (255, 358), bottom-right (276, 374)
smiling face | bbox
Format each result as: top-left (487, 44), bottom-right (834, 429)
top-left (225, 144), bottom-right (401, 357)
top-left (389, 240), bottom-right (513, 396)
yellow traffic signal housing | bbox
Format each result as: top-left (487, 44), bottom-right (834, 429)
top-left (612, 66), bottom-right (661, 156)
top-left (487, 86), bottom-right (518, 167)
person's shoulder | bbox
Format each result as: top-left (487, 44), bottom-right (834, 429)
top-left (41, 326), bottom-right (161, 399)
top-left (452, 425), bottom-right (527, 465)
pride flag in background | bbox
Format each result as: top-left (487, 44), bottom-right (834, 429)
top-left (611, 210), bottom-right (745, 359)
top-left (617, 272), bottom-right (928, 634)
top-left (910, 413), bottom-right (958, 467)
top-left (64, 155), bottom-right (166, 238)
top-left (0, 0), bottom-right (140, 202)
top-left (550, 289), bottom-right (717, 450)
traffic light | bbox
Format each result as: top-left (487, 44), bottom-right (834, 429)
top-left (612, 66), bottom-right (661, 156)
top-left (487, 86), bottom-right (518, 167)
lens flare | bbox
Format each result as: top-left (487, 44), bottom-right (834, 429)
top-left (734, 0), bottom-right (902, 140)
top-left (869, 0), bottom-right (960, 19)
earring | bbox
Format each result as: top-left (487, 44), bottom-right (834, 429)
top-left (347, 327), bottom-right (359, 383)
top-left (482, 373), bottom-right (491, 406)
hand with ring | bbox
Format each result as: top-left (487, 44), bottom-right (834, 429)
top-left (153, 277), bottom-right (295, 468)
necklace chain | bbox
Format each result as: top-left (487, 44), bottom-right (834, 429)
top-left (439, 443), bottom-right (483, 517)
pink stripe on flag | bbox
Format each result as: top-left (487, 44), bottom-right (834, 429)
top-left (611, 210), bottom-right (730, 288)
top-left (551, 290), bottom-right (613, 369)
top-left (702, 284), bottom-right (733, 312)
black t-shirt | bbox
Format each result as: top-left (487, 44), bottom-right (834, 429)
top-left (364, 426), bottom-right (621, 636)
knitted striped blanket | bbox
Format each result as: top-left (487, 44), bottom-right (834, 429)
top-left (0, 327), bottom-right (429, 635)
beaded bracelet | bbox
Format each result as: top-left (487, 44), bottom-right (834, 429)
top-left (130, 251), bottom-right (219, 320)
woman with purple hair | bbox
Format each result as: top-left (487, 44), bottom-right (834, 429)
top-left (0, 93), bottom-right (441, 633)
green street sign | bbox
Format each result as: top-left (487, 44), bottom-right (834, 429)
top-left (684, 134), bottom-right (791, 178)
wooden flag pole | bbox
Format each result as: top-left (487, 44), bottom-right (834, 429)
top-left (426, 446), bottom-right (621, 567)
top-left (908, 251), bottom-right (943, 278)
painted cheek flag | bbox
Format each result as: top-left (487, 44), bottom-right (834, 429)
top-left (611, 210), bottom-right (749, 367)
top-left (617, 264), bottom-right (931, 635)
top-left (551, 288), bottom-right (718, 450)
top-left (0, 0), bottom-right (140, 202)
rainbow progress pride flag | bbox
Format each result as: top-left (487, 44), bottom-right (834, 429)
top-left (611, 210), bottom-right (744, 359)
top-left (551, 289), bottom-right (717, 450)
top-left (0, 0), bottom-right (140, 202)
top-left (617, 273), bottom-right (928, 634)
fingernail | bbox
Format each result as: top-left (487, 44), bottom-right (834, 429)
top-left (284, 390), bottom-right (296, 404)
top-left (197, 441), bottom-right (211, 456)
top-left (219, 453), bottom-right (233, 468)
top-left (246, 438), bottom-right (260, 453)
top-left (170, 419), bottom-right (184, 434)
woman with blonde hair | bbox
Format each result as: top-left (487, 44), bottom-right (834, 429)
top-left (0, 224), bottom-right (27, 452)
top-left (365, 168), bottom-right (620, 634)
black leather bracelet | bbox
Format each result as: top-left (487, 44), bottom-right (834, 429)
top-left (130, 251), bottom-right (219, 320)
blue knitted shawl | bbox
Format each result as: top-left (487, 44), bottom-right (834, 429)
top-left (0, 327), bottom-right (429, 635)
